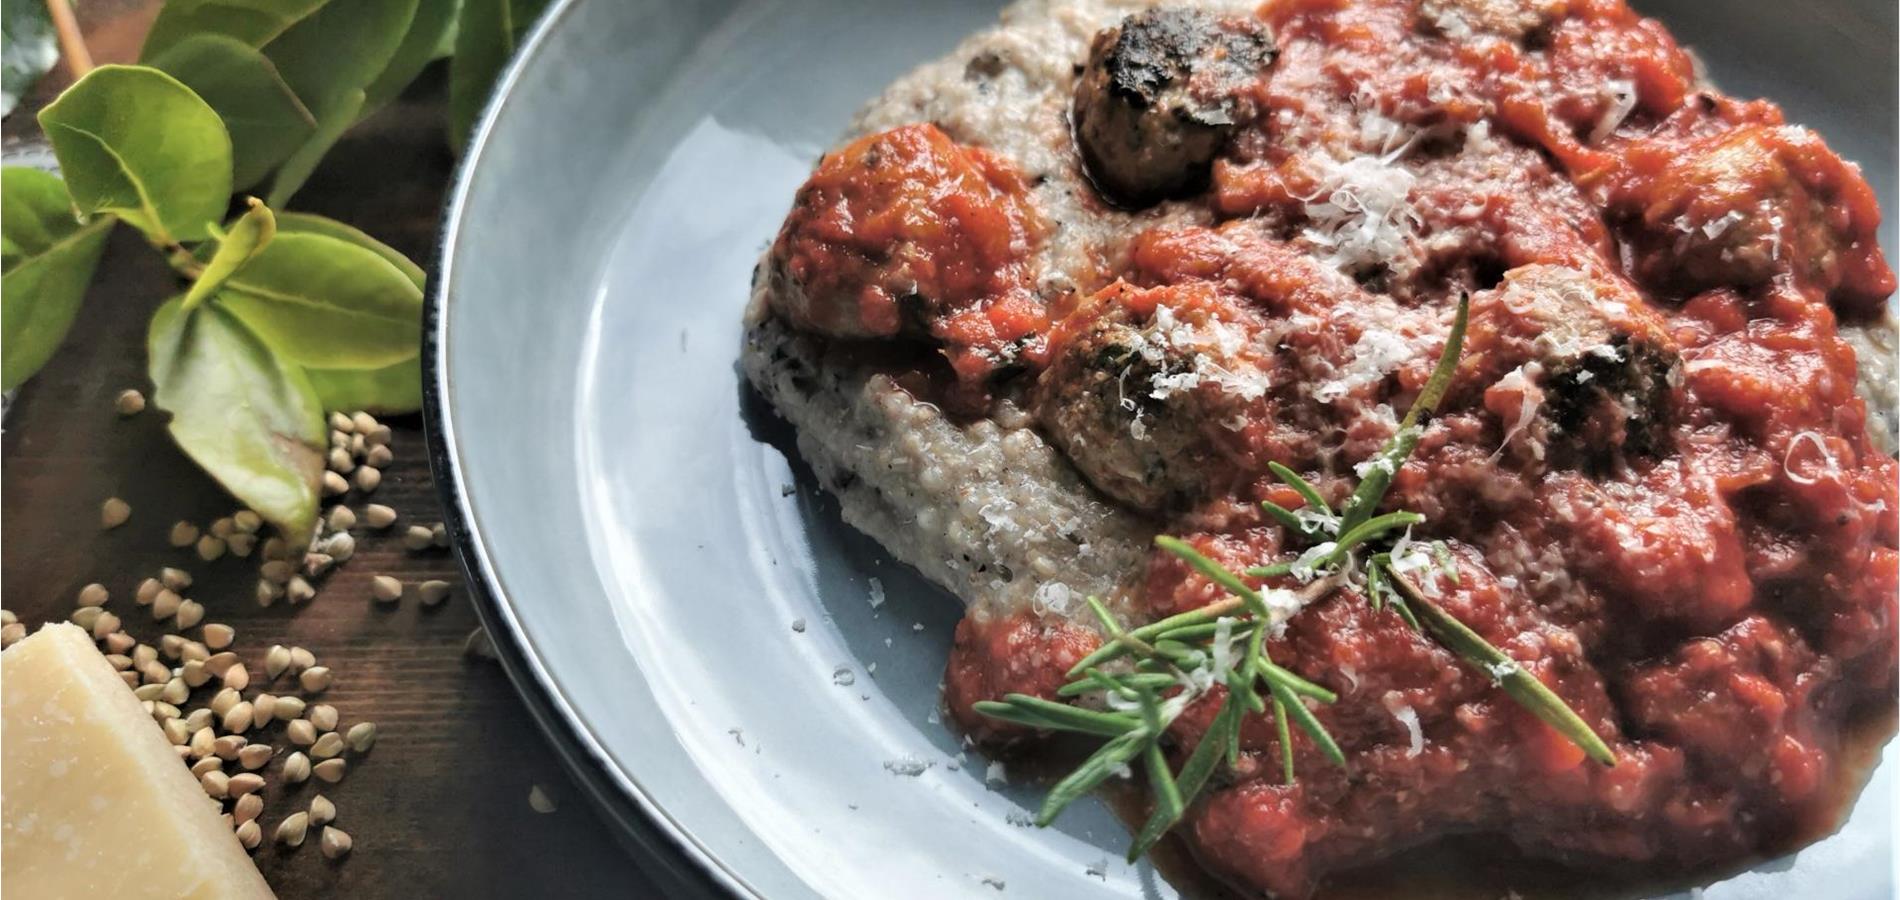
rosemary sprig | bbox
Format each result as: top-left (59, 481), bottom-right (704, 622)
top-left (977, 294), bottom-right (1611, 861)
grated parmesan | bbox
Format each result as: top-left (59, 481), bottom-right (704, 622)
top-left (1382, 692), bottom-right (1424, 758)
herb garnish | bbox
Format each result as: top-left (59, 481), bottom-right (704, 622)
top-left (977, 295), bottom-right (1615, 861)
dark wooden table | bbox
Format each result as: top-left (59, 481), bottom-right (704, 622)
top-left (2, 9), bottom-right (662, 898)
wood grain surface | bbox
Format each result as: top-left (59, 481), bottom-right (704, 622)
top-left (2, 7), bottom-right (662, 897)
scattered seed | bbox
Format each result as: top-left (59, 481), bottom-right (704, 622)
top-left (351, 412), bottom-right (378, 434)
top-left (308, 704), bottom-right (339, 732)
top-left (222, 664), bottom-right (250, 692)
top-left (463, 627), bottom-right (496, 660)
top-left (300, 666), bottom-right (333, 693)
top-left (190, 755), bottom-right (221, 776)
top-left (364, 423), bottom-right (391, 447)
top-left (262, 537), bottom-right (288, 560)
top-left (363, 504), bottom-right (397, 529)
top-left (252, 694), bottom-right (277, 727)
top-left (265, 645), bottom-right (292, 680)
top-left (320, 826), bottom-right (352, 860)
top-left (133, 643), bottom-right (160, 666)
top-left (287, 720), bottom-right (318, 746)
top-left (134, 683), bottom-right (167, 702)
top-left (239, 743), bottom-right (273, 771)
top-left (102, 631), bottom-right (135, 654)
top-left (135, 578), bottom-right (163, 605)
top-left (226, 533), bottom-right (257, 557)
top-left (283, 751), bottom-right (312, 784)
top-left (327, 447), bottom-right (356, 474)
top-left (418, 580), bottom-right (451, 607)
top-left (327, 505), bottom-right (357, 531)
top-left (213, 735), bottom-right (247, 760)
top-left (160, 567), bottom-right (193, 591)
top-left (152, 589), bottom-right (182, 621)
top-left (201, 623), bottom-right (235, 650)
top-left (139, 659), bottom-right (170, 685)
top-left (162, 718), bottom-right (190, 745)
top-left (202, 650), bottom-right (238, 675)
top-left (106, 653), bottom-right (133, 671)
top-left (69, 607), bottom-right (102, 630)
top-left (349, 433), bottom-right (366, 455)
top-left (116, 388), bottom-right (146, 416)
top-left (275, 811), bottom-right (310, 847)
top-left (302, 552), bottom-right (335, 579)
top-left (77, 583), bottom-right (109, 608)
top-left (118, 669), bottom-right (140, 687)
top-left (222, 702), bottom-right (255, 734)
top-left (175, 599), bottom-right (205, 629)
top-left (329, 411), bottom-right (355, 433)
top-left (346, 722), bottom-right (377, 752)
top-left (234, 792), bottom-right (264, 825)
top-left (210, 688), bottom-right (241, 717)
top-left (227, 773), bottom-right (266, 798)
top-left (210, 517), bottom-right (237, 539)
top-left (308, 793), bottom-right (336, 826)
top-left (365, 444), bottom-right (393, 468)
top-left (255, 580), bottom-right (281, 607)
top-left (180, 640), bottom-right (209, 663)
top-left (312, 759), bottom-right (347, 783)
top-left (148, 701), bottom-right (181, 721)
top-left (236, 820), bottom-right (262, 851)
top-left (90, 611), bottom-right (120, 640)
top-left (233, 510), bottom-right (262, 533)
top-left (275, 696), bottom-right (306, 721)
top-left (352, 466), bottom-right (381, 493)
top-left (370, 576), bottom-right (402, 604)
top-left (160, 677), bottom-right (188, 705)
top-left (311, 732), bottom-right (345, 759)
top-left (290, 646), bottom-right (316, 671)
top-left (528, 785), bottom-right (557, 814)
top-left (101, 497), bottom-right (131, 529)
top-left (401, 526), bottom-right (433, 551)
top-left (322, 471), bottom-right (349, 496)
top-left (1, 623), bottom-right (23, 648)
top-left (195, 535), bottom-right (226, 562)
top-left (201, 770), bottom-right (230, 800)
top-left (286, 576), bottom-right (316, 605)
top-left (325, 532), bottom-right (356, 563)
top-left (260, 560), bottom-right (294, 584)
top-left (158, 635), bottom-right (185, 659)
top-left (185, 708), bottom-right (214, 732)
top-left (181, 659), bottom-right (210, 688)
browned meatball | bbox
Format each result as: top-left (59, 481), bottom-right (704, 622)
top-left (1071, 7), bottom-right (1275, 208)
top-left (1034, 281), bottom-right (1275, 513)
top-left (1462, 265), bottom-right (1680, 471)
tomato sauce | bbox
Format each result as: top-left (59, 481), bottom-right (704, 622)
top-left (781, 1), bottom-right (1896, 896)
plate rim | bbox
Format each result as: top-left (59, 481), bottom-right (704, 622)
top-left (421, 0), bottom-right (753, 895)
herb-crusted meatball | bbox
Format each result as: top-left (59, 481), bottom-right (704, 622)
top-left (1071, 7), bottom-right (1276, 208)
top-left (1463, 265), bottom-right (1680, 471)
top-left (1033, 281), bottom-right (1275, 513)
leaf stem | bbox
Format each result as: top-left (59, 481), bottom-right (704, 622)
top-left (45, 0), bottom-right (92, 80)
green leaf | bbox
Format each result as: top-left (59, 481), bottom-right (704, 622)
top-left (1, 168), bottom-right (113, 389)
top-left (145, 34), bottom-right (318, 191)
top-left (261, 0), bottom-right (420, 205)
top-left (363, 0), bottom-right (460, 114)
top-left (450, 0), bottom-right (550, 148)
top-left (148, 296), bottom-right (325, 536)
top-left (182, 197), bottom-right (276, 312)
top-left (274, 212), bottom-right (425, 288)
top-left (263, 88), bottom-right (363, 209)
top-left (215, 231), bottom-right (423, 369)
top-left (305, 355), bottom-right (423, 415)
top-left (141, 0), bottom-right (330, 60)
top-left (2, 0), bottom-right (59, 115)
top-left (37, 66), bottom-right (233, 244)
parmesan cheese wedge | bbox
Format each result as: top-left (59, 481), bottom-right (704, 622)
top-left (2, 623), bottom-right (276, 899)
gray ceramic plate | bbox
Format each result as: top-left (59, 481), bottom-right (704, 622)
top-left (425, 1), bottom-right (1898, 897)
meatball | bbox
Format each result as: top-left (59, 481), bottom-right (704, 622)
top-left (1034, 281), bottom-right (1274, 513)
top-left (1463, 265), bottom-right (1680, 471)
top-left (1614, 123), bottom-right (1893, 310)
top-left (1071, 7), bottom-right (1276, 208)
top-left (767, 123), bottom-right (1047, 380)
top-left (1417, 0), bottom-right (1565, 41)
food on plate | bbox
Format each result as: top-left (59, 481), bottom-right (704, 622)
top-left (741, 0), bottom-right (1898, 895)
top-left (2, 623), bottom-right (276, 899)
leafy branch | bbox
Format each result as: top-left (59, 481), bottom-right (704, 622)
top-left (0, 0), bottom-right (549, 542)
top-left (980, 295), bottom-right (1614, 861)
